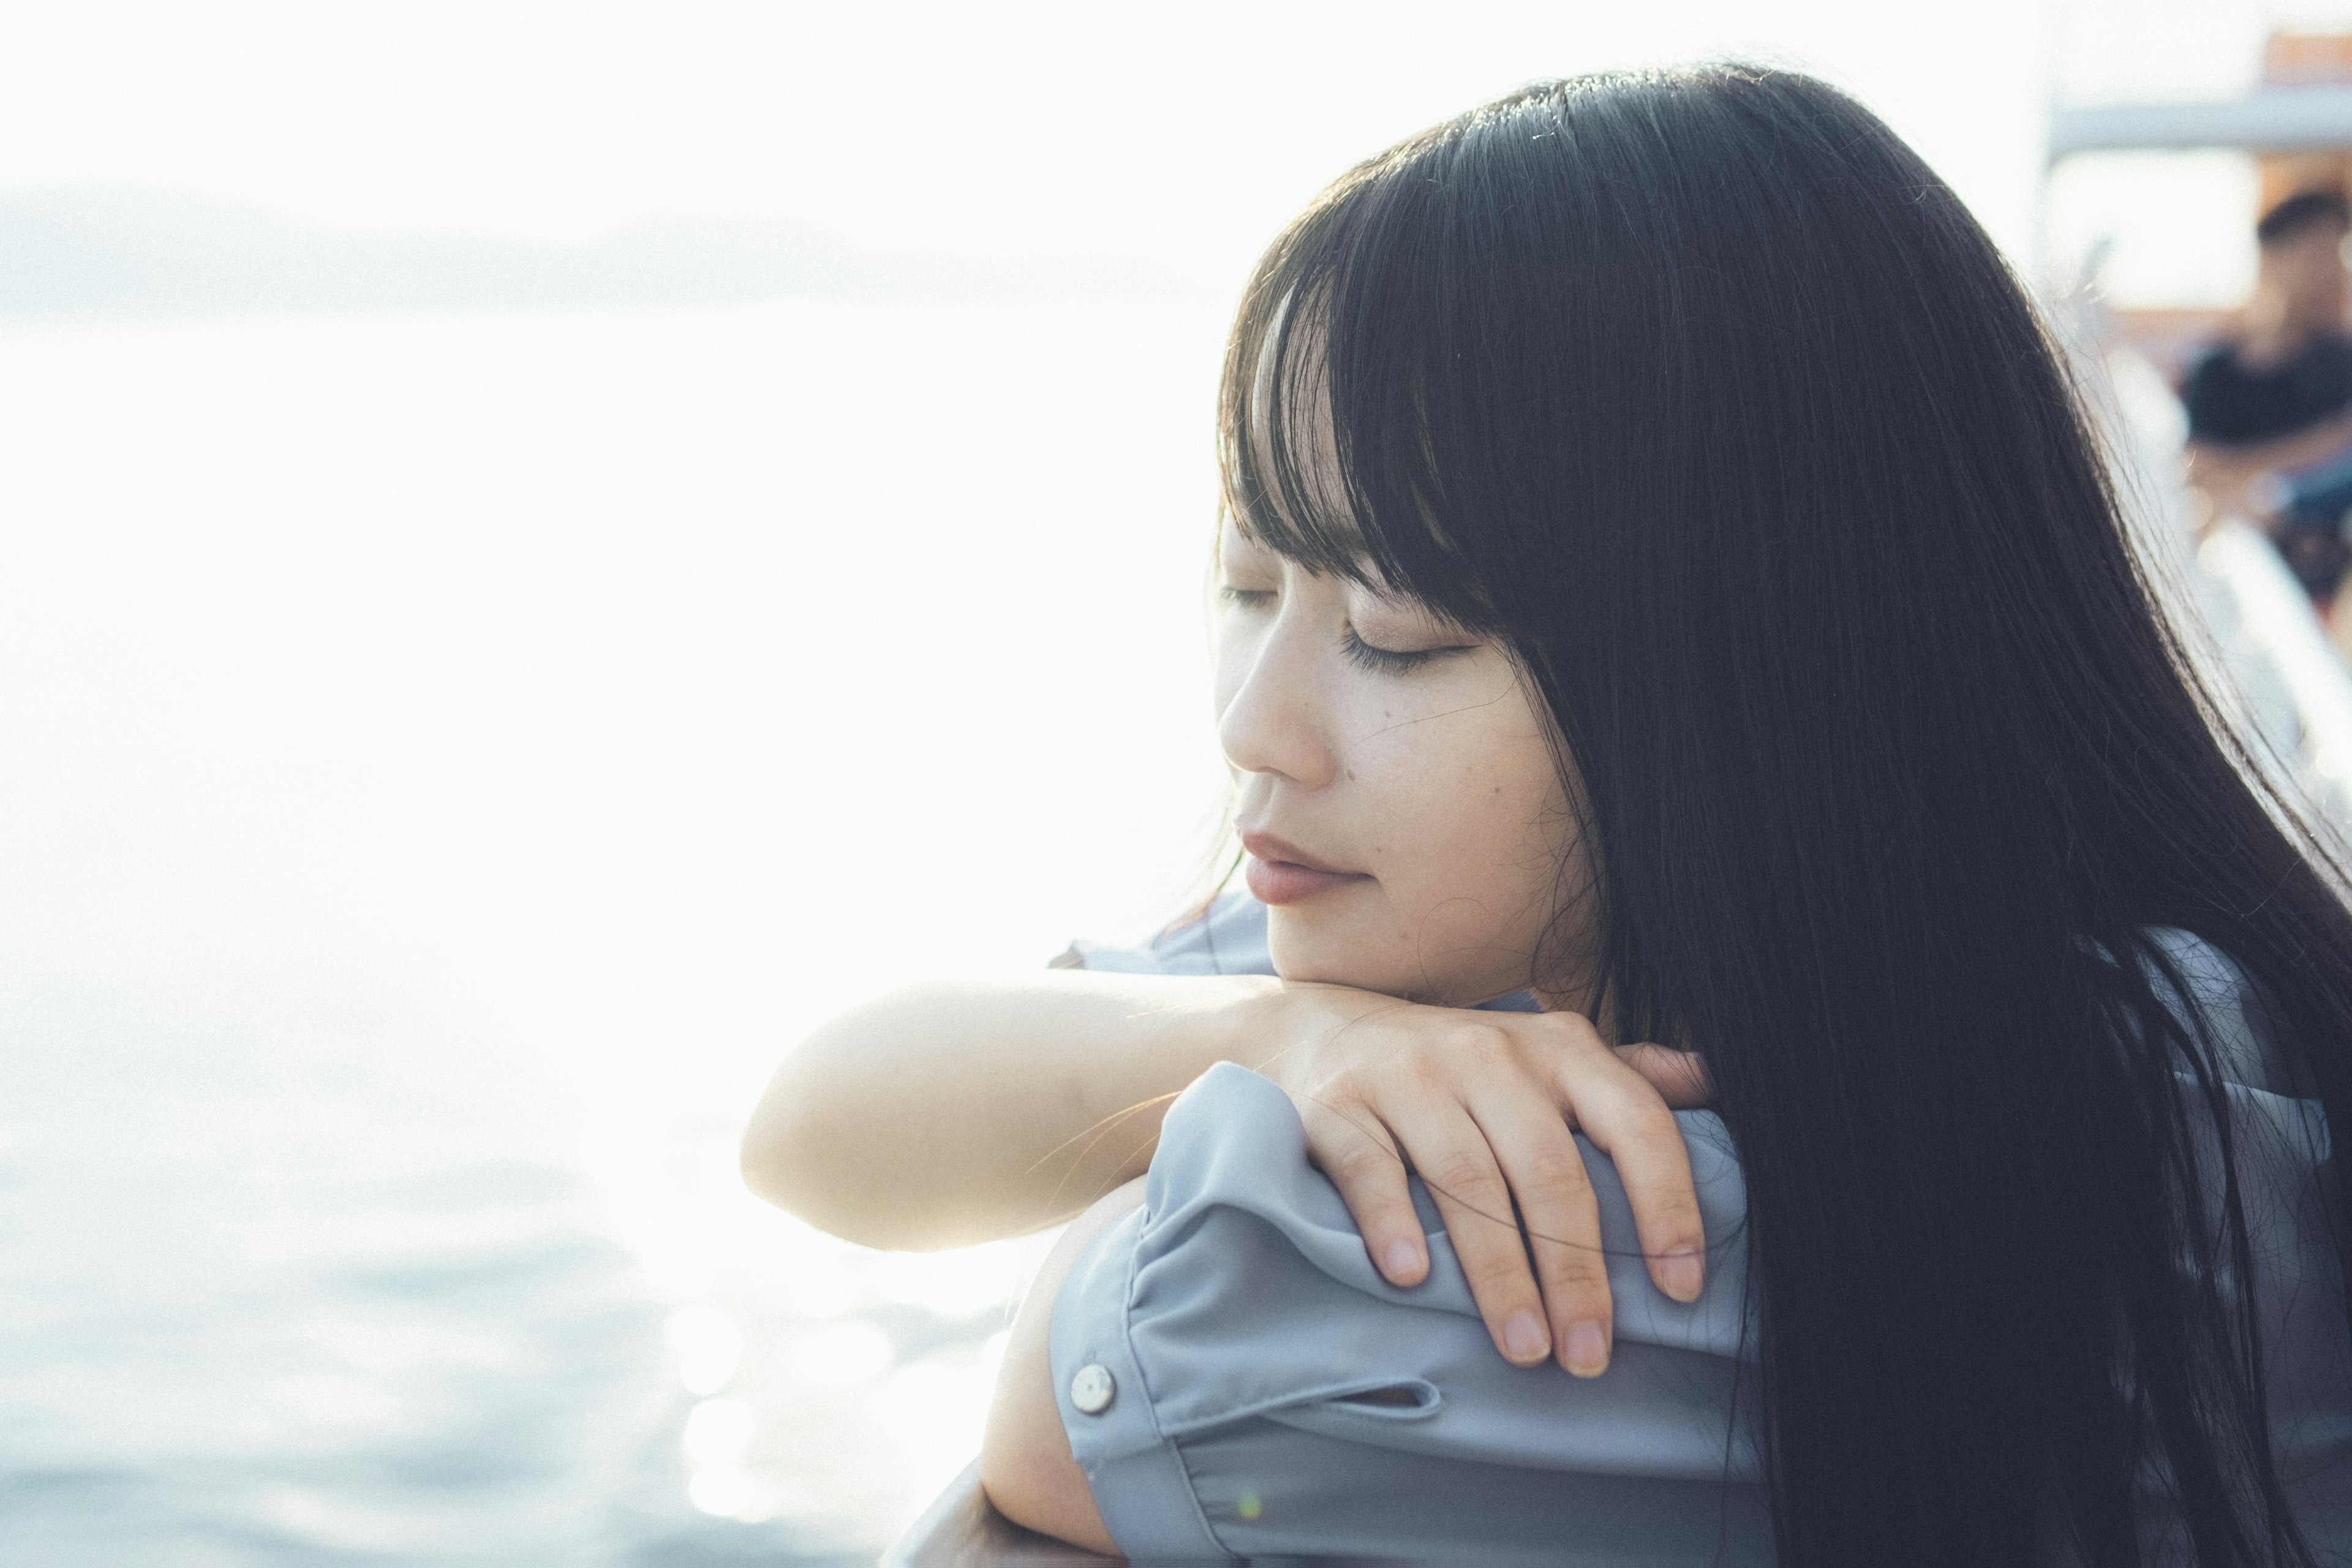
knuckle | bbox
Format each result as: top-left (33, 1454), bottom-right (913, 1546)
top-left (1398, 1056), bottom-right (1450, 1098)
top-left (1523, 1144), bottom-right (1596, 1194)
top-left (1542, 1011), bottom-right (1604, 1049)
top-left (1618, 1100), bottom-right (1682, 1144)
top-left (1621, 1183), bottom-right (1704, 1240)
top-left (1308, 1065), bottom-right (1366, 1104)
top-left (1658, 1212), bottom-right (1709, 1252)
top-left (1446, 1022), bottom-right (1513, 1062)
top-left (1461, 1250), bottom-right (1536, 1295)
top-left (1566, 1072), bottom-right (1662, 1127)
top-left (1545, 1242), bottom-right (1611, 1284)
top-left (1427, 1149), bottom-right (1501, 1197)
top-left (1639, 1190), bottom-right (1703, 1231)
top-left (1323, 1136), bottom-right (1401, 1183)
top-left (1541, 1261), bottom-right (1612, 1311)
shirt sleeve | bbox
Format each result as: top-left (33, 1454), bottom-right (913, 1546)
top-left (1047, 1062), bottom-right (1773, 1564)
top-left (1050, 890), bottom-right (1276, 977)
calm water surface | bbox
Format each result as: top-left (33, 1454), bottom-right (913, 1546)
top-left (0, 299), bottom-right (1232, 1562)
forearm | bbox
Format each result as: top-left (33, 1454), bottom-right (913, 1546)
top-left (739, 971), bottom-right (1284, 1250)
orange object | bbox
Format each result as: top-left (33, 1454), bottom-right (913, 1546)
top-left (2260, 33), bottom-right (2352, 218)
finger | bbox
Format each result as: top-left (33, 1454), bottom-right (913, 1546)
top-left (1613, 1042), bottom-right (1713, 1107)
top-left (1462, 1085), bottom-right (1613, 1378)
top-left (1379, 1093), bottom-right (1553, 1368)
top-left (1294, 1093), bottom-right (1430, 1286)
top-left (1553, 1036), bottom-right (1706, 1306)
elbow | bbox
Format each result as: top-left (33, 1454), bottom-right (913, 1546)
top-left (738, 1065), bottom-right (864, 1235)
top-left (737, 1062), bottom-right (937, 1250)
top-left (738, 1075), bottom-right (821, 1213)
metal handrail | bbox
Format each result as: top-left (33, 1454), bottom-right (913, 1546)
top-left (882, 1462), bottom-right (1121, 1567)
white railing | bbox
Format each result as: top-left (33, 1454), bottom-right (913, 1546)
top-left (2197, 519), bottom-right (2352, 813)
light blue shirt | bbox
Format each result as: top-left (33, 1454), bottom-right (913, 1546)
top-left (1050, 894), bottom-right (2352, 1562)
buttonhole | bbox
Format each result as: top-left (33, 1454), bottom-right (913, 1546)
top-left (1337, 1385), bottom-right (1427, 1408)
top-left (1327, 1378), bottom-right (1442, 1418)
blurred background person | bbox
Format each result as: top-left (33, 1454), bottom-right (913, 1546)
top-left (2051, 24), bottom-right (2352, 821)
top-left (2185, 188), bottom-right (2352, 606)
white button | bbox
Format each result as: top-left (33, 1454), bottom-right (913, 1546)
top-left (1069, 1363), bottom-right (1116, 1414)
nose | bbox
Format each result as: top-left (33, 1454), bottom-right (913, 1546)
top-left (1216, 607), bottom-right (1342, 791)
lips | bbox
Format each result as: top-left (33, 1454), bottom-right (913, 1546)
top-left (1240, 831), bottom-right (1372, 907)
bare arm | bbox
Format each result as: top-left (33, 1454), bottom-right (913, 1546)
top-left (739, 972), bottom-right (1283, 1251)
top-left (742, 968), bottom-right (1712, 1374)
top-left (978, 1177), bottom-right (1145, 1553)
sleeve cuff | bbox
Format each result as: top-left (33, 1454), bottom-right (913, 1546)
top-left (1049, 1200), bottom-right (1235, 1561)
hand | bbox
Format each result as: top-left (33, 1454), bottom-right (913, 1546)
top-left (1257, 987), bottom-right (1712, 1379)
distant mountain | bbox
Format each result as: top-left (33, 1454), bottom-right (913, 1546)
top-left (0, 186), bottom-right (1196, 319)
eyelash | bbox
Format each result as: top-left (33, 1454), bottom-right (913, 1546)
top-left (1341, 627), bottom-right (1443, 674)
top-left (1219, 585), bottom-right (1456, 675)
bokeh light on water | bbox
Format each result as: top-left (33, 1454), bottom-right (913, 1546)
top-left (0, 298), bottom-right (1224, 1561)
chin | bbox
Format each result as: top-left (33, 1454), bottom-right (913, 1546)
top-left (1264, 910), bottom-right (1408, 996)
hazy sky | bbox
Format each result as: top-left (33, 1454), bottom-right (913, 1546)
top-left (6, 0), bottom-right (2349, 303)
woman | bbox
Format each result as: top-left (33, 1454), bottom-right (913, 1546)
top-left (744, 66), bottom-right (2352, 1563)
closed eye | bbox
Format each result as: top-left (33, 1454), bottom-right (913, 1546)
top-left (1218, 584), bottom-right (1276, 609)
top-left (1341, 627), bottom-right (1472, 674)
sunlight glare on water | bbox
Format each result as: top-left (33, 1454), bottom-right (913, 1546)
top-left (0, 297), bottom-right (1232, 1561)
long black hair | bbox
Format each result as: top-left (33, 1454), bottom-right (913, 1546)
top-left (1222, 64), bottom-right (2352, 1566)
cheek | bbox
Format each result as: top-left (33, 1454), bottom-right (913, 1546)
top-left (1303, 733), bottom-right (1564, 1001)
top-left (1355, 712), bottom-right (1569, 910)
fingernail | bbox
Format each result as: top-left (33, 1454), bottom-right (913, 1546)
top-left (1660, 1250), bottom-right (1703, 1303)
top-left (1381, 1240), bottom-right (1425, 1282)
top-left (1564, 1321), bottom-right (1609, 1378)
top-left (1502, 1310), bottom-right (1550, 1363)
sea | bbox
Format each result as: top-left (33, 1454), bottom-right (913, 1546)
top-left (0, 297), bottom-right (1238, 1564)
